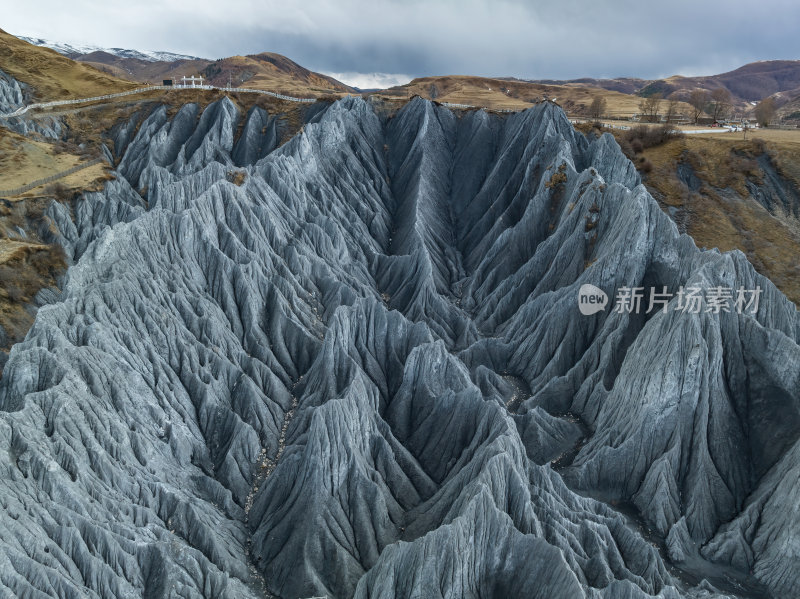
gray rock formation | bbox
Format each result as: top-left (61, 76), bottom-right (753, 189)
top-left (0, 70), bottom-right (64, 138)
top-left (0, 68), bottom-right (24, 113)
top-left (0, 95), bottom-right (797, 598)
top-left (746, 153), bottom-right (800, 220)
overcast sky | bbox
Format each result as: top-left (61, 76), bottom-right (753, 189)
top-left (5, 0), bottom-right (800, 88)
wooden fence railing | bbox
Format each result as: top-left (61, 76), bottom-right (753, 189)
top-left (0, 157), bottom-right (104, 197)
top-left (0, 84), bottom-right (318, 119)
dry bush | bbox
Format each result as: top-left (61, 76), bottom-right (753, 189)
top-left (574, 122), bottom-right (603, 137)
top-left (51, 139), bottom-right (86, 155)
top-left (727, 155), bottom-right (761, 182)
top-left (0, 264), bottom-right (27, 302)
top-left (45, 182), bottom-right (71, 202)
top-left (0, 245), bottom-right (66, 304)
top-left (618, 125), bottom-right (684, 163)
top-left (226, 171), bottom-right (247, 186)
top-left (545, 164), bottom-right (568, 189)
top-left (0, 264), bottom-right (36, 303)
top-left (315, 94), bottom-right (342, 103)
top-left (618, 138), bottom-right (635, 159)
top-left (30, 245), bottom-right (67, 279)
top-left (625, 125), bottom-right (683, 150)
top-left (23, 198), bottom-right (47, 222)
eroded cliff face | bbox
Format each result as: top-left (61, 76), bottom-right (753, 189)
top-left (0, 95), bottom-right (798, 599)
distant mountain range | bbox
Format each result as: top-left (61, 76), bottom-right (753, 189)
top-left (520, 60), bottom-right (800, 104)
top-left (11, 33), bottom-right (356, 98)
top-left (18, 36), bottom-right (205, 63)
top-left (387, 60), bottom-right (800, 120)
top-left (12, 33), bottom-right (800, 119)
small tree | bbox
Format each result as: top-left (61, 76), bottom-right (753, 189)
top-left (664, 94), bottom-right (681, 124)
top-left (588, 96), bottom-right (607, 122)
top-left (708, 88), bottom-right (732, 123)
top-left (638, 93), bottom-right (663, 123)
top-left (754, 97), bottom-right (777, 127)
top-left (688, 89), bottom-right (709, 123)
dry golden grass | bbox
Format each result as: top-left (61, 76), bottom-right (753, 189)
top-left (0, 129), bottom-right (82, 189)
top-left (57, 162), bottom-right (110, 189)
top-left (689, 127), bottom-right (800, 144)
top-left (0, 28), bottom-right (136, 101)
top-left (0, 240), bottom-right (46, 264)
top-left (0, 128), bottom-right (111, 198)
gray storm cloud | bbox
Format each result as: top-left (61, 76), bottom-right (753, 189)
top-left (4, 0), bottom-right (799, 82)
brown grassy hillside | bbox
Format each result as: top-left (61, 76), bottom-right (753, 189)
top-left (0, 29), bottom-right (136, 101)
top-left (72, 49), bottom-right (356, 97)
top-left (382, 75), bottom-right (690, 117)
top-left (597, 126), bottom-right (800, 304)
